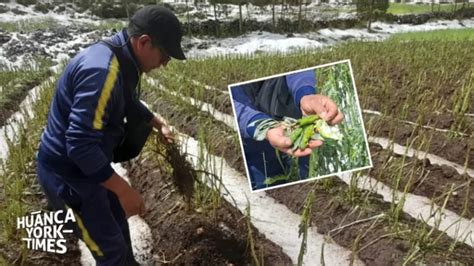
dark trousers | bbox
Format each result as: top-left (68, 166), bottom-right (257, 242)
top-left (244, 138), bottom-right (310, 190)
top-left (37, 161), bottom-right (139, 266)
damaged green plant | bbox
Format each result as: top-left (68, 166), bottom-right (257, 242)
top-left (248, 115), bottom-right (343, 186)
top-left (298, 189), bottom-right (315, 266)
top-left (249, 114), bottom-right (343, 150)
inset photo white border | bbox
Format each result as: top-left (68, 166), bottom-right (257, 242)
top-left (228, 59), bottom-right (373, 193)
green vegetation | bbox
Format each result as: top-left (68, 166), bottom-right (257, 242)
top-left (0, 76), bottom-right (57, 264)
top-left (0, 17), bottom-right (58, 33)
top-left (312, 62), bottom-right (370, 173)
top-left (143, 31), bottom-right (472, 263)
top-left (160, 32), bottom-right (473, 134)
top-left (85, 19), bottom-right (128, 31)
top-left (389, 28), bottom-right (474, 41)
top-left (0, 17), bottom-right (127, 33)
top-left (0, 58), bottom-right (52, 121)
top-left (297, 189), bottom-right (314, 265)
top-left (1, 13), bottom-right (472, 263)
top-left (387, 3), bottom-right (467, 15)
top-left (356, 0), bottom-right (389, 30)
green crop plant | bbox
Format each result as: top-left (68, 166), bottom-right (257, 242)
top-left (310, 62), bottom-right (371, 175)
top-left (158, 34), bottom-right (473, 135)
top-left (389, 28), bottom-right (474, 41)
top-left (297, 189), bottom-right (315, 266)
top-left (388, 135), bottom-right (421, 233)
top-left (249, 112), bottom-right (345, 185)
top-left (245, 201), bottom-right (262, 266)
top-left (450, 78), bottom-right (472, 137)
top-left (402, 184), bottom-right (457, 265)
top-left (193, 122), bottom-right (224, 216)
top-left (0, 75), bottom-right (57, 264)
top-left (0, 58), bottom-right (52, 113)
top-left (142, 77), bottom-right (242, 216)
top-left (137, 33), bottom-right (473, 264)
top-left (344, 172), bottom-right (370, 207)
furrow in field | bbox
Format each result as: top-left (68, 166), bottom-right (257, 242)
top-left (362, 109), bottom-right (470, 137)
top-left (145, 80), bottom-right (472, 179)
top-left (0, 76), bottom-right (56, 163)
top-left (369, 136), bottom-right (474, 178)
top-left (173, 128), bottom-right (363, 265)
top-left (337, 172), bottom-right (474, 248)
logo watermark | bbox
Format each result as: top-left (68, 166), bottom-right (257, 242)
top-left (17, 209), bottom-right (76, 254)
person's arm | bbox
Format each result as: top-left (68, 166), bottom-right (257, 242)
top-left (102, 172), bottom-right (145, 217)
top-left (137, 100), bottom-right (155, 125)
top-left (231, 84), bottom-right (271, 139)
top-left (138, 100), bottom-right (174, 143)
top-left (285, 70), bottom-right (317, 110)
top-left (65, 58), bottom-right (121, 183)
top-left (66, 56), bottom-right (144, 217)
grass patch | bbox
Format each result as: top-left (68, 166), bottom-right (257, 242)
top-left (0, 17), bottom-right (126, 33)
top-left (84, 19), bottom-right (127, 31)
top-left (160, 35), bottom-right (473, 132)
top-left (389, 28), bottom-right (474, 41)
top-left (0, 17), bottom-right (59, 32)
top-left (0, 76), bottom-right (57, 264)
top-left (387, 3), bottom-right (465, 15)
top-left (0, 58), bottom-right (52, 122)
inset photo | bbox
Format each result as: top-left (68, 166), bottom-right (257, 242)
top-left (229, 60), bottom-right (372, 192)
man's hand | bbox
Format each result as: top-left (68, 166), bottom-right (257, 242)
top-left (102, 172), bottom-right (146, 218)
top-left (159, 123), bottom-right (174, 143)
top-left (150, 116), bottom-right (174, 143)
top-left (266, 126), bottom-right (323, 157)
top-left (300, 95), bottom-right (344, 125)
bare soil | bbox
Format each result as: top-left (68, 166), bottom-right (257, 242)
top-left (369, 143), bottom-right (474, 220)
top-left (148, 90), bottom-right (474, 265)
top-left (126, 152), bottom-right (292, 265)
top-left (266, 178), bottom-right (474, 265)
top-left (366, 115), bottom-right (474, 167)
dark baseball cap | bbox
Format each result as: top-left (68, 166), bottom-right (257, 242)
top-left (129, 6), bottom-right (186, 60)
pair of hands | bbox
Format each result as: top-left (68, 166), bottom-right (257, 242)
top-left (103, 116), bottom-right (174, 218)
top-left (266, 94), bottom-right (344, 157)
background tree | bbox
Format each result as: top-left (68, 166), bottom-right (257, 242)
top-left (356, 0), bottom-right (389, 32)
top-left (285, 0), bottom-right (304, 31)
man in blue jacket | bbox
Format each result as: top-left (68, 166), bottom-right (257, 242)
top-left (36, 6), bottom-right (183, 265)
top-left (231, 70), bottom-right (343, 190)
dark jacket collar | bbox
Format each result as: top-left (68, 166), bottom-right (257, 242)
top-left (109, 29), bottom-right (142, 78)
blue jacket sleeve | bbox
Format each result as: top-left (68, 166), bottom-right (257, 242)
top-left (65, 56), bottom-right (121, 183)
top-left (286, 70), bottom-right (317, 110)
top-left (231, 85), bottom-right (271, 139)
top-left (137, 100), bottom-right (154, 124)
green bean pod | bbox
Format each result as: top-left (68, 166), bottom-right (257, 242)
top-left (299, 124), bottom-right (315, 150)
top-left (298, 115), bottom-right (319, 126)
top-left (290, 127), bottom-right (303, 144)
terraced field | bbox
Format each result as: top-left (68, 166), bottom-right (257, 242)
top-left (1, 29), bottom-right (473, 264)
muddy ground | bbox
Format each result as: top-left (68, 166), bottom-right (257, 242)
top-left (0, 77), bottom-right (44, 128)
top-left (148, 89), bottom-right (474, 264)
top-left (369, 143), bottom-right (473, 220)
top-left (366, 115), bottom-right (474, 167)
top-left (126, 149), bottom-right (292, 265)
top-left (267, 178), bottom-right (474, 265)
